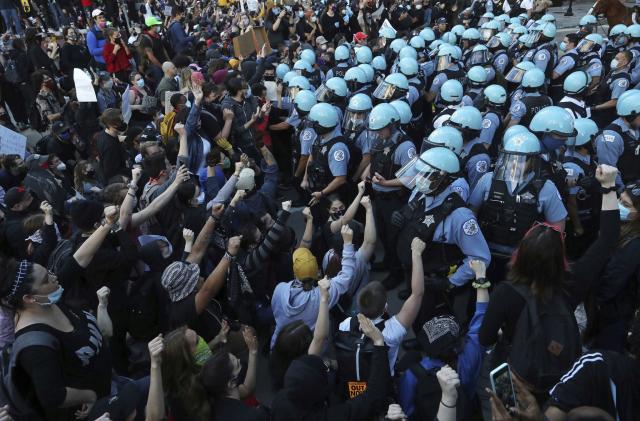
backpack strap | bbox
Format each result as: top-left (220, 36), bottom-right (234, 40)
top-left (409, 361), bottom-right (430, 380)
top-left (11, 331), bottom-right (59, 357)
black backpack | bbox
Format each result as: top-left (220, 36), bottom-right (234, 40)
top-left (507, 283), bottom-right (581, 392)
top-left (47, 239), bottom-right (73, 275)
top-left (408, 362), bottom-right (470, 421)
top-left (334, 316), bottom-right (387, 400)
top-left (0, 331), bottom-right (59, 420)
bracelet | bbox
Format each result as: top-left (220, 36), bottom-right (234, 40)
top-left (127, 182), bottom-right (138, 192)
top-left (599, 185), bottom-right (616, 194)
top-left (127, 192), bottom-right (136, 198)
top-left (472, 277), bottom-right (491, 289)
top-left (223, 252), bottom-right (236, 262)
top-left (440, 400), bottom-right (456, 408)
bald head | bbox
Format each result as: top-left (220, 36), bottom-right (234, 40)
top-left (162, 61), bottom-right (176, 77)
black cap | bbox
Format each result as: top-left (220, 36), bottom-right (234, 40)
top-left (4, 187), bottom-right (29, 209)
top-left (51, 121), bottom-right (70, 135)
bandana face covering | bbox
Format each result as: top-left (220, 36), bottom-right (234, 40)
top-left (193, 336), bottom-right (213, 365)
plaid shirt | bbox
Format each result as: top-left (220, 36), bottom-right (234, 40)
top-left (35, 90), bottom-right (62, 129)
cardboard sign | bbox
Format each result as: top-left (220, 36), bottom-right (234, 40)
top-left (347, 381), bottom-right (367, 399)
top-left (232, 27), bottom-right (272, 59)
top-left (0, 125), bottom-right (26, 158)
top-left (74, 68), bottom-right (97, 103)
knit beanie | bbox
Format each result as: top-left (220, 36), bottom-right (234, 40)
top-left (292, 248), bottom-right (319, 281)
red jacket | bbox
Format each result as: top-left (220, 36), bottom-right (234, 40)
top-left (103, 41), bottom-right (132, 74)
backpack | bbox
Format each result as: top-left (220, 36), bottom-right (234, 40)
top-left (160, 110), bottom-right (177, 144)
top-left (507, 283), bottom-right (581, 392)
top-left (334, 316), bottom-right (388, 400)
top-left (47, 239), bottom-right (73, 275)
top-left (408, 362), bottom-right (471, 421)
top-left (0, 331), bottom-right (59, 420)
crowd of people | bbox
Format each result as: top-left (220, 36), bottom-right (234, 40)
top-left (0, 0), bottom-right (640, 420)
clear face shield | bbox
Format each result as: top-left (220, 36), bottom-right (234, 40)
top-left (577, 39), bottom-right (596, 53)
top-left (480, 28), bottom-right (496, 42)
top-left (372, 81), bottom-right (405, 101)
top-left (314, 84), bottom-right (333, 103)
top-left (486, 36), bottom-right (501, 49)
top-left (342, 109), bottom-right (369, 133)
top-left (478, 16), bottom-right (492, 26)
top-left (494, 153), bottom-right (538, 189)
top-left (395, 156), bottom-right (448, 193)
top-left (524, 30), bottom-right (541, 47)
top-left (287, 86), bottom-right (303, 101)
top-left (436, 54), bottom-right (452, 71)
top-left (505, 66), bottom-right (526, 83)
top-left (614, 35), bottom-right (629, 48)
top-left (468, 49), bottom-right (491, 66)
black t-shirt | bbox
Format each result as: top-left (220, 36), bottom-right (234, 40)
top-left (168, 291), bottom-right (222, 342)
top-left (320, 12), bottom-right (341, 40)
top-left (139, 32), bottom-right (169, 66)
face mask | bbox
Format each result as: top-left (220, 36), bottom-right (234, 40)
top-left (298, 10), bottom-right (304, 18)
top-left (136, 78), bottom-right (145, 88)
top-left (541, 135), bottom-right (565, 152)
top-left (58, 131), bottom-right (71, 141)
top-left (86, 169), bottom-right (96, 178)
top-left (34, 285), bottom-right (64, 306)
top-left (104, 80), bottom-right (114, 90)
top-left (618, 201), bottom-right (635, 221)
top-left (98, 21), bottom-right (106, 29)
top-left (115, 121), bottom-right (128, 133)
top-left (416, 176), bottom-right (435, 193)
top-left (56, 163), bottom-right (67, 171)
top-left (559, 41), bottom-right (567, 51)
top-left (610, 59), bottom-right (619, 70)
top-left (312, 16), bottom-right (317, 22)
top-left (330, 209), bottom-right (345, 219)
top-left (273, 7), bottom-right (281, 14)
top-left (193, 336), bottom-right (213, 365)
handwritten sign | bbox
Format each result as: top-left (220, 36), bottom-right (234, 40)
top-left (0, 125), bottom-right (27, 158)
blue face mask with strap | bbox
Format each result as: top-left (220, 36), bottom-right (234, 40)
top-left (618, 202), bottom-right (631, 221)
top-left (35, 285), bottom-right (64, 306)
top-left (541, 134), bottom-right (565, 152)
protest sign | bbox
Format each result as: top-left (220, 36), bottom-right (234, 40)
top-left (0, 126), bottom-right (27, 158)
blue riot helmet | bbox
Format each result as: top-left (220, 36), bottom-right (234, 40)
top-left (540, 13), bottom-right (556, 23)
top-left (487, 32), bottom-right (512, 49)
top-left (483, 84), bottom-right (507, 107)
top-left (436, 43), bottom-right (458, 72)
top-left (398, 57), bottom-right (419, 78)
top-left (495, 14), bottom-right (510, 30)
top-left (616, 89), bottom-right (640, 118)
top-left (300, 49), bottom-right (316, 65)
top-left (419, 27), bottom-right (436, 42)
top-left (357, 64), bottom-right (375, 83)
top-left (343, 93), bottom-right (372, 133)
top-left (355, 46), bottom-right (373, 64)
top-left (396, 147), bottom-right (460, 193)
top-left (509, 17), bottom-right (521, 27)
top-left (579, 14), bottom-right (597, 33)
top-left (410, 36), bottom-right (426, 51)
top-left (379, 26), bottom-right (396, 41)
top-left (461, 28), bottom-right (482, 49)
top-left (480, 21), bottom-right (500, 42)
top-left (563, 70), bottom-right (592, 95)
top-left (495, 130), bottom-right (541, 188)
top-left (505, 60), bottom-right (535, 84)
top-left (308, 102), bottom-right (340, 134)
top-left (368, 103), bottom-right (401, 131)
top-left (399, 46), bottom-right (418, 61)
top-left (315, 77), bottom-right (348, 103)
top-left (371, 55), bottom-right (387, 72)
top-left (511, 25), bottom-right (529, 44)
top-left (518, 13), bottom-right (528, 25)
top-left (525, 22), bottom-right (556, 46)
top-left (467, 44), bottom-right (492, 66)
top-left (441, 32), bottom-right (458, 45)
top-left (390, 38), bottom-right (408, 54)
top-left (626, 24), bottom-right (640, 40)
top-left (566, 118), bottom-right (598, 148)
top-left (467, 66), bottom-right (488, 88)
top-left (282, 70), bottom-right (298, 87)
top-left (293, 59), bottom-right (313, 77)
top-left (287, 76), bottom-right (311, 100)
top-left (293, 90), bottom-right (317, 116)
top-left (421, 126), bottom-right (464, 155)
top-left (276, 63), bottom-right (291, 80)
top-left (440, 79), bottom-right (464, 105)
top-left (610, 24), bottom-right (629, 47)
top-left (478, 12), bottom-right (494, 26)
top-left (390, 100), bottom-right (412, 126)
top-left (429, 39), bottom-right (443, 55)
top-left (447, 106), bottom-right (483, 134)
top-left (335, 45), bottom-right (350, 62)
top-left (373, 73), bottom-right (409, 102)
top-left (451, 24), bottom-right (466, 39)
top-left (529, 106), bottom-right (577, 138)
top-left (577, 33), bottom-right (604, 53)
top-left (344, 67), bottom-right (367, 92)
top-left (502, 125), bottom-right (530, 146)
top-left (521, 68), bottom-right (545, 89)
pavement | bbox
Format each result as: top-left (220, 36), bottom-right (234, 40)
top-left (547, 0), bottom-right (635, 36)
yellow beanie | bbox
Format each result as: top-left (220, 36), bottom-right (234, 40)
top-left (292, 248), bottom-right (319, 281)
top-left (228, 58), bottom-right (239, 70)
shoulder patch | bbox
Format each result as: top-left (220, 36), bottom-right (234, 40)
top-left (475, 160), bottom-right (488, 173)
top-left (512, 103), bottom-right (522, 113)
top-left (619, 79), bottom-right (629, 88)
top-left (463, 219), bottom-right (479, 236)
top-left (407, 147), bottom-right (417, 159)
top-left (301, 129), bottom-right (313, 141)
top-left (604, 134), bottom-right (616, 143)
top-left (559, 57), bottom-right (571, 66)
top-left (452, 185), bottom-right (464, 195)
top-left (536, 51), bottom-right (548, 61)
top-left (333, 149), bottom-right (345, 162)
top-left (497, 57), bottom-right (506, 65)
top-left (482, 118), bottom-right (492, 129)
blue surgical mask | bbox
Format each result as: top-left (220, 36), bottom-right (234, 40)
top-left (136, 78), bottom-right (145, 88)
top-left (559, 41), bottom-right (567, 51)
top-left (618, 202), bottom-right (631, 221)
top-left (35, 286), bottom-right (64, 306)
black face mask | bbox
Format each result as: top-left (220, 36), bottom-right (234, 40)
top-left (313, 121), bottom-right (334, 135)
top-left (86, 170), bottom-right (96, 178)
top-left (115, 121), bottom-right (128, 133)
top-left (330, 209), bottom-right (345, 219)
top-left (264, 74), bottom-right (275, 81)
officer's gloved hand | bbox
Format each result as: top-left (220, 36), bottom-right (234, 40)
top-left (391, 210), bottom-right (405, 227)
top-left (424, 274), bottom-right (451, 292)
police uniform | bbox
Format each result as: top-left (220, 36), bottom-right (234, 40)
top-left (551, 48), bottom-right (580, 101)
top-left (325, 63), bottom-right (350, 80)
top-left (461, 137), bottom-right (492, 190)
top-left (559, 96), bottom-right (591, 119)
top-left (492, 49), bottom-right (509, 74)
top-left (429, 64), bottom-right (466, 109)
top-left (508, 92), bottom-right (553, 127)
top-left (307, 127), bottom-right (351, 193)
top-left (308, 68), bottom-right (325, 88)
top-left (593, 69), bottom-right (631, 126)
top-left (595, 117), bottom-right (640, 184)
top-left (532, 41), bottom-right (557, 78)
top-left (432, 105), bottom-right (462, 129)
top-left (479, 111), bottom-right (502, 155)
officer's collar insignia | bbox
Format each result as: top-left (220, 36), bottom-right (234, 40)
top-left (422, 215), bottom-right (435, 227)
top-left (383, 146), bottom-right (391, 155)
top-left (321, 146), bottom-right (327, 154)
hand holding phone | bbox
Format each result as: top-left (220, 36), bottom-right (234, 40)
top-left (489, 363), bottom-right (516, 410)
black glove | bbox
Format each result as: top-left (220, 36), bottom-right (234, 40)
top-left (391, 210), bottom-right (405, 227)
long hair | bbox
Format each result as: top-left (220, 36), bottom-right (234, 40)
top-left (619, 186), bottom-right (640, 247)
top-left (195, 348), bottom-right (235, 419)
top-left (270, 320), bottom-right (313, 390)
top-left (508, 222), bottom-right (567, 301)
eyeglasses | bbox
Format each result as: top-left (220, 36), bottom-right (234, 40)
top-left (531, 221), bottom-right (566, 239)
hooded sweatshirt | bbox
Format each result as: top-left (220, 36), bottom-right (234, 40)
top-left (270, 244), bottom-right (356, 348)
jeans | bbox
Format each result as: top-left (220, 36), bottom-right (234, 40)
top-left (0, 8), bottom-right (23, 35)
top-left (48, 2), bottom-right (65, 29)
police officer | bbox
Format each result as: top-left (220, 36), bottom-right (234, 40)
top-left (625, 24), bottom-right (640, 84)
top-left (466, 45), bottom-right (496, 83)
top-left (316, 76), bottom-right (348, 117)
top-left (275, 63), bottom-right (291, 82)
top-left (479, 20), bottom-right (500, 44)
top-left (355, 45), bottom-right (373, 65)
top-left (480, 84), bottom-right (507, 156)
top-left (432, 79), bottom-right (465, 129)
top-left (426, 44), bottom-right (466, 104)
top-left (487, 32), bottom-right (510, 74)
top-left (447, 106), bottom-right (491, 189)
top-left (505, 61), bottom-right (536, 104)
top-left (393, 146), bottom-right (490, 323)
top-left (551, 33), bottom-right (581, 103)
top-left (300, 48), bottom-right (325, 89)
top-left (372, 55), bottom-right (388, 84)
top-left (326, 45), bottom-right (351, 79)
top-left (558, 70), bottom-right (592, 119)
top-left (470, 130), bottom-right (567, 280)
top-left (372, 72), bottom-right (410, 105)
top-left (506, 68), bottom-right (552, 128)
top-left (366, 103), bottom-right (417, 289)
top-left (464, 65), bottom-right (488, 107)
top-left (390, 100), bottom-right (415, 144)
top-left (527, 22), bottom-right (558, 80)
top-left (410, 36), bottom-right (427, 61)
top-left (594, 89), bottom-right (640, 185)
top-left (343, 93), bottom-right (372, 181)
top-left (398, 57), bottom-right (425, 141)
top-left (291, 90), bottom-right (318, 182)
top-left (460, 28), bottom-right (482, 63)
top-left (578, 34), bottom-right (604, 91)
top-left (388, 38), bottom-right (408, 66)
top-left (344, 67), bottom-right (368, 97)
top-left (578, 14), bottom-right (597, 38)
top-left (357, 63), bottom-right (376, 96)
top-left (302, 103), bottom-right (350, 220)
top-left (602, 24), bottom-right (628, 69)
top-left (591, 50), bottom-right (632, 127)
top-left (562, 118), bottom-right (600, 257)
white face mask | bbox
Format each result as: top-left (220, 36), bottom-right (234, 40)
top-left (298, 11), bottom-right (304, 18)
top-left (311, 16), bottom-right (317, 22)
top-left (56, 162), bottom-right (66, 171)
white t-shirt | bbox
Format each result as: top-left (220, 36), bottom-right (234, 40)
top-left (520, 0), bottom-right (534, 10)
top-left (338, 315), bottom-right (407, 375)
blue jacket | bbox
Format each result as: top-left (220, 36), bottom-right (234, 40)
top-left (167, 21), bottom-right (195, 55)
top-left (86, 25), bottom-right (106, 64)
top-left (184, 103), bottom-right (207, 173)
top-left (398, 302), bottom-right (488, 417)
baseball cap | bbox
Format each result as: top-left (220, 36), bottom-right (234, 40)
top-left (91, 9), bottom-right (104, 18)
top-left (51, 120), bottom-right (70, 135)
top-left (145, 16), bottom-right (163, 27)
top-left (354, 32), bottom-right (368, 42)
top-left (4, 187), bottom-right (30, 209)
top-left (316, 36), bottom-right (328, 45)
top-left (436, 17), bottom-right (447, 24)
top-left (292, 247), bottom-right (319, 281)
top-left (417, 314), bottom-right (463, 357)
top-left (161, 261), bottom-right (201, 302)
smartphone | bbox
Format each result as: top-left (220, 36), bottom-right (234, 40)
top-left (490, 363), bottom-right (517, 409)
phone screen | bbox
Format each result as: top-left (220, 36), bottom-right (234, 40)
top-left (490, 363), bottom-right (516, 409)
